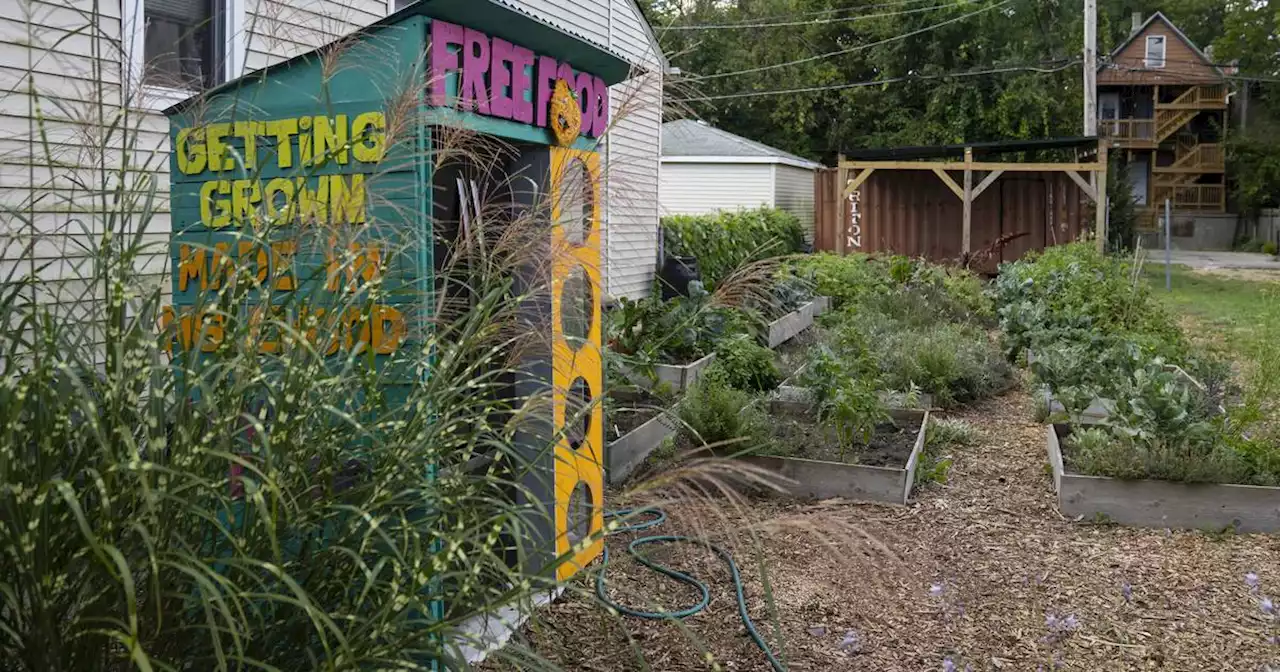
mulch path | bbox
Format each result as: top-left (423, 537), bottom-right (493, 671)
top-left (487, 383), bottom-right (1280, 671)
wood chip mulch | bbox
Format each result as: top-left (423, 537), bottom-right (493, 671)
top-left (486, 383), bottom-right (1280, 671)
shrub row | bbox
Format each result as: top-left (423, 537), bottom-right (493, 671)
top-left (662, 208), bottom-right (806, 289)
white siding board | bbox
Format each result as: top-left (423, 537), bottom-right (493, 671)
top-left (510, 0), bottom-right (609, 49)
top-left (606, 68), bottom-right (660, 299)
top-left (659, 163), bottom-right (776, 216)
top-left (772, 164), bottom-right (815, 244)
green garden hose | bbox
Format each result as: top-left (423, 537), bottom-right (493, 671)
top-left (596, 508), bottom-right (786, 672)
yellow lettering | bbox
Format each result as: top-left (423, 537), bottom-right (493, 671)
top-left (159, 305), bottom-right (177, 354)
top-left (231, 179), bottom-right (260, 226)
top-left (198, 313), bottom-right (224, 353)
top-left (233, 121), bottom-right (259, 171)
top-left (267, 118), bottom-right (298, 169)
top-left (351, 112), bottom-right (385, 163)
top-left (372, 304), bottom-right (405, 354)
top-left (263, 177), bottom-right (294, 220)
top-left (199, 181), bottom-right (217, 227)
top-left (209, 241), bottom-right (233, 290)
top-left (238, 241), bottom-right (269, 285)
top-left (210, 181), bottom-right (232, 229)
top-left (311, 115), bottom-right (349, 165)
top-left (176, 127), bottom-right (207, 175)
top-left (206, 123), bottom-right (232, 171)
top-left (328, 174), bottom-right (366, 224)
top-left (294, 177), bottom-right (329, 225)
top-left (270, 241), bottom-right (297, 291)
top-left (298, 116), bottom-right (313, 167)
top-left (177, 244), bottom-right (207, 292)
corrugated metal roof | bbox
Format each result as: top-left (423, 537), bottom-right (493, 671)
top-left (661, 119), bottom-right (820, 167)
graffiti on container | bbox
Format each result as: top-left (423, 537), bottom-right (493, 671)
top-left (846, 182), bottom-right (862, 250)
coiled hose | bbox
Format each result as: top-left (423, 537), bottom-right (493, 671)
top-left (595, 508), bottom-right (786, 672)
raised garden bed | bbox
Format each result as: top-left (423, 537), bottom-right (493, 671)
top-left (766, 300), bottom-right (816, 348)
top-left (607, 409), bottom-right (677, 485)
top-left (622, 352), bottom-right (716, 392)
top-left (812, 295), bottom-right (831, 316)
top-left (768, 385), bottom-right (935, 414)
top-left (737, 408), bottom-right (929, 505)
top-left (1046, 424), bottom-right (1280, 533)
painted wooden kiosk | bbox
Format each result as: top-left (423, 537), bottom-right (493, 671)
top-left (161, 0), bottom-right (629, 595)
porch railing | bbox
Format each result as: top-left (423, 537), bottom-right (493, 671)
top-left (1098, 118), bottom-right (1155, 141)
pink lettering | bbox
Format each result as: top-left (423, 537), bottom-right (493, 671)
top-left (592, 76), bottom-right (609, 137)
top-left (574, 72), bottom-right (594, 136)
top-left (511, 46), bottom-right (535, 124)
top-left (429, 20), bottom-right (464, 106)
top-left (556, 62), bottom-right (576, 88)
top-left (536, 55), bottom-right (558, 128)
top-left (489, 37), bottom-right (514, 120)
top-left (461, 28), bottom-right (491, 114)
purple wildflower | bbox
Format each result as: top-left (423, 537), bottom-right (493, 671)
top-left (930, 583), bottom-right (944, 598)
top-left (1263, 597), bottom-right (1275, 616)
top-left (942, 658), bottom-right (956, 672)
top-left (1121, 582), bottom-right (1132, 603)
top-left (1247, 572), bottom-right (1261, 591)
top-left (838, 629), bottom-right (861, 652)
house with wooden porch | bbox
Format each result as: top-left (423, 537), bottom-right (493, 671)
top-left (1097, 11), bottom-right (1229, 229)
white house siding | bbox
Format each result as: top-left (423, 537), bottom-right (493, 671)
top-left (658, 163), bottom-right (776, 216)
top-left (772, 163), bottom-right (816, 244)
top-left (243, 0), bottom-right (385, 72)
top-left (605, 0), bottom-right (662, 300)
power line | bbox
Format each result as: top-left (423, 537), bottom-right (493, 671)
top-left (687, 0), bottom-right (1013, 81)
top-left (661, 0), bottom-right (948, 27)
top-left (673, 60), bottom-right (1081, 102)
top-left (665, 1), bottom-right (977, 30)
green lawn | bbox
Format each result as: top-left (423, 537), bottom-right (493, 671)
top-left (1141, 264), bottom-right (1279, 359)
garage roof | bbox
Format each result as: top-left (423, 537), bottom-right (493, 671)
top-left (662, 119), bottom-right (822, 170)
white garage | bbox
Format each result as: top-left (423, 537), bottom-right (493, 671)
top-left (660, 119), bottom-right (822, 242)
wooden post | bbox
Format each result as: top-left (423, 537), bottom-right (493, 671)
top-left (962, 147), bottom-right (974, 255)
top-left (1096, 140), bottom-right (1109, 252)
top-left (836, 153), bottom-right (847, 255)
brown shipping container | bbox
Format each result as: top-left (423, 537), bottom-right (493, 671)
top-left (816, 168), bottom-right (1089, 272)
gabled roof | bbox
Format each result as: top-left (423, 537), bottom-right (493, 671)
top-left (1100, 11), bottom-right (1224, 78)
top-left (661, 120), bottom-right (821, 170)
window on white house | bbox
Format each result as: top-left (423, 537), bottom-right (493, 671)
top-left (1145, 35), bottom-right (1166, 69)
top-left (144, 0), bottom-right (224, 89)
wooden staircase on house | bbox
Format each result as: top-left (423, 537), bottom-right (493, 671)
top-left (1153, 84), bottom-right (1227, 143)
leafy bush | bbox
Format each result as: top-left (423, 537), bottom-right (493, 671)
top-left (1239, 237), bottom-right (1266, 253)
top-left (607, 283), bottom-right (754, 365)
top-left (662, 208), bottom-right (806, 288)
top-left (823, 377), bottom-right (889, 459)
top-left (770, 266), bottom-right (817, 316)
top-left (677, 373), bottom-right (770, 450)
top-left (1265, 241), bottom-right (1279, 256)
top-left (712, 334), bottom-right (781, 392)
top-left (874, 322), bottom-right (1012, 407)
top-left (792, 254), bottom-right (1005, 408)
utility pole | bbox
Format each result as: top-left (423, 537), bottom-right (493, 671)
top-left (1083, 0), bottom-right (1097, 137)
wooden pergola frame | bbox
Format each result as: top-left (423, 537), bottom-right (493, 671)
top-left (838, 139), bottom-right (1109, 254)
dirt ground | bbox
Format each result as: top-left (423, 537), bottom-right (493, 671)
top-left (494, 385), bottom-right (1280, 671)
